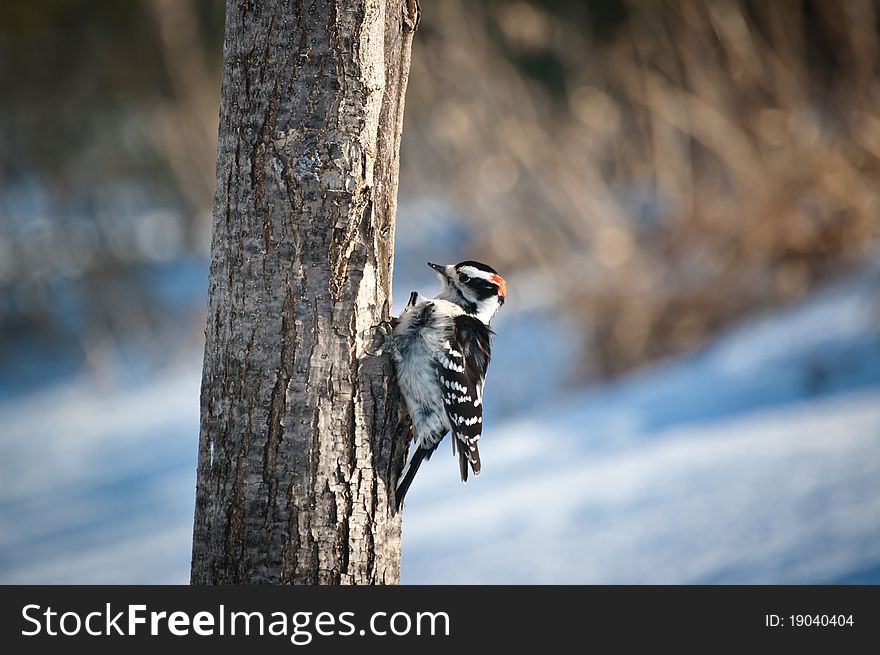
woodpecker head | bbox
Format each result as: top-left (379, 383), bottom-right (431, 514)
top-left (429, 260), bottom-right (506, 324)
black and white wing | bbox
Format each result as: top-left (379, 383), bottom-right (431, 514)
top-left (436, 315), bottom-right (492, 482)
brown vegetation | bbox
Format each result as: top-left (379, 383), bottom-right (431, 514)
top-left (403, 0), bottom-right (880, 379)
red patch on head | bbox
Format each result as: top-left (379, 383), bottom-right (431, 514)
top-left (490, 273), bottom-right (506, 297)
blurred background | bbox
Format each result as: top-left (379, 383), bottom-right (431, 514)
top-left (2, 0), bottom-right (879, 583)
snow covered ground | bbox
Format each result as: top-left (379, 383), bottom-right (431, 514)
top-left (1, 267), bottom-right (878, 584)
top-left (402, 390), bottom-right (880, 583)
top-left (0, 364), bottom-right (200, 584)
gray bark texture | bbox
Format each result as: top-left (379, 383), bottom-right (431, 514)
top-left (191, 0), bottom-right (418, 584)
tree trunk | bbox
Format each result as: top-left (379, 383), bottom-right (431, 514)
top-left (191, 0), bottom-right (418, 584)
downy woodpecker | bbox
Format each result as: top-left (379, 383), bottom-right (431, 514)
top-left (376, 260), bottom-right (506, 508)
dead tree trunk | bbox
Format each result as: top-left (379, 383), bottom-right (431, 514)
top-left (191, 0), bottom-right (418, 584)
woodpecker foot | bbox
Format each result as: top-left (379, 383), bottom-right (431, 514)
top-left (362, 293), bottom-right (417, 357)
top-left (363, 320), bottom-right (395, 357)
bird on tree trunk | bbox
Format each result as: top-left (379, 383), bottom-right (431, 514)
top-left (367, 260), bottom-right (507, 508)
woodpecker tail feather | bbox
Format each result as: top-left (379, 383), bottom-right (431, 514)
top-left (455, 438), bottom-right (480, 482)
top-left (395, 445), bottom-right (428, 510)
top-left (468, 443), bottom-right (481, 477)
top-left (457, 446), bottom-right (469, 483)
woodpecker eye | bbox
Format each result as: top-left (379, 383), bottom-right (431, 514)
top-left (458, 274), bottom-right (470, 283)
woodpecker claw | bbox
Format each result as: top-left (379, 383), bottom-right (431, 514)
top-left (363, 320), bottom-right (395, 357)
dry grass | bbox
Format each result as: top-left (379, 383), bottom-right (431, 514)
top-left (402, 0), bottom-right (880, 380)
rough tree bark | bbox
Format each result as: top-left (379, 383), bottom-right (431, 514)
top-left (191, 0), bottom-right (418, 584)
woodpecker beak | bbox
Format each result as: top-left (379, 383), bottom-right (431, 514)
top-left (427, 262), bottom-right (446, 275)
